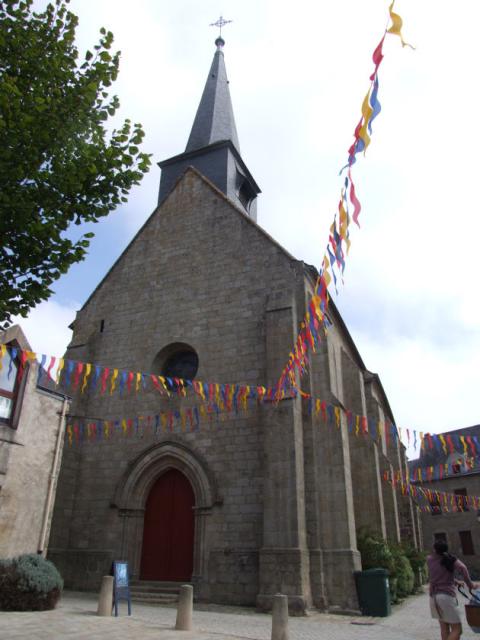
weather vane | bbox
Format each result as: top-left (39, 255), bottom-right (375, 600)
top-left (209, 16), bottom-right (232, 39)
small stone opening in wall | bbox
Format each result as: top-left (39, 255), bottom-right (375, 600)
top-left (100, 319), bottom-right (105, 333)
top-left (152, 342), bottom-right (199, 381)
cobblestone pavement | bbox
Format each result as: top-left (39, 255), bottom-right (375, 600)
top-left (1, 589), bottom-right (479, 640)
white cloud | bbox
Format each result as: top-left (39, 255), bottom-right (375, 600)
top-left (11, 300), bottom-right (77, 359)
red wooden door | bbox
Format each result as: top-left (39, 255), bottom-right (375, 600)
top-left (140, 469), bottom-right (195, 581)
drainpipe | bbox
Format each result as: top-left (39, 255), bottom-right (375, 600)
top-left (38, 395), bottom-right (69, 556)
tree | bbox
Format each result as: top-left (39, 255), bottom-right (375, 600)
top-left (0, 0), bottom-right (151, 328)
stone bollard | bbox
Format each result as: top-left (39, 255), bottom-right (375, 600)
top-left (271, 594), bottom-right (289, 640)
top-left (175, 584), bottom-right (193, 631)
top-left (97, 575), bottom-right (114, 616)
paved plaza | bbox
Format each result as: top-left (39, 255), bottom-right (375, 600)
top-left (1, 589), bottom-right (480, 640)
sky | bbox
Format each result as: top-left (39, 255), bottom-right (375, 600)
top-left (13, 0), bottom-right (480, 453)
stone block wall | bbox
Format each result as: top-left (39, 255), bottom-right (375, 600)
top-left (49, 170), bottom-right (305, 604)
top-left (0, 332), bottom-right (67, 558)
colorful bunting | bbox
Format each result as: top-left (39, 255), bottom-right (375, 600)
top-left (274, 2), bottom-right (413, 401)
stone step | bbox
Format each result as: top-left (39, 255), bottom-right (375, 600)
top-left (130, 592), bottom-right (178, 605)
top-left (130, 580), bottom-right (190, 594)
top-left (129, 580), bottom-right (191, 605)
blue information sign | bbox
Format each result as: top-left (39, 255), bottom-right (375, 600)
top-left (113, 560), bottom-right (131, 616)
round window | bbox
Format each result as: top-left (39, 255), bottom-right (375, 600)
top-left (163, 350), bottom-right (199, 380)
top-left (152, 343), bottom-right (199, 381)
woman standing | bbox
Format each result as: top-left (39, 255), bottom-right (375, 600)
top-left (428, 540), bottom-right (478, 640)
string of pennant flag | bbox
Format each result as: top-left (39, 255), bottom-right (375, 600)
top-left (64, 389), bottom-right (480, 509)
top-left (386, 455), bottom-right (480, 486)
top-left (275, 1), bottom-right (414, 400)
top-left (1, 343), bottom-right (475, 467)
top-left (0, 343), bottom-right (288, 405)
top-left (3, 342), bottom-right (478, 507)
top-left (384, 474), bottom-right (480, 514)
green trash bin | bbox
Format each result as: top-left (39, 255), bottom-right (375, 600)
top-left (354, 568), bottom-right (391, 617)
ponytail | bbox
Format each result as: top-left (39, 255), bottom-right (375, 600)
top-left (441, 552), bottom-right (457, 573)
top-left (433, 540), bottom-right (457, 572)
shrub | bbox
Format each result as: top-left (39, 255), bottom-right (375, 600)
top-left (0, 554), bottom-right (63, 611)
top-left (391, 546), bottom-right (415, 598)
top-left (402, 544), bottom-right (427, 589)
top-left (356, 528), bottom-right (395, 574)
top-left (356, 529), bottom-right (418, 602)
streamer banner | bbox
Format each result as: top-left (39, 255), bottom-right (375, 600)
top-left (0, 344), bottom-right (292, 409)
top-left (0, 344), bottom-right (467, 483)
top-left (63, 385), bottom-right (480, 513)
top-left (274, 1), bottom-right (413, 400)
top-left (383, 474), bottom-right (480, 513)
top-left (386, 451), bottom-right (480, 487)
top-left (65, 391), bottom-right (397, 450)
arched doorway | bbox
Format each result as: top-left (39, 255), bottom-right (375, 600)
top-left (140, 468), bottom-right (195, 581)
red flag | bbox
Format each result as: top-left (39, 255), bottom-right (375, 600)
top-left (100, 368), bottom-right (110, 394)
top-left (370, 35), bottom-right (385, 80)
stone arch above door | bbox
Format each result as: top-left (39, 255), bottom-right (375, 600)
top-left (113, 439), bottom-right (218, 581)
top-left (114, 439), bottom-right (217, 511)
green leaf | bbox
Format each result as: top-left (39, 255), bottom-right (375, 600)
top-left (0, 0), bottom-right (150, 327)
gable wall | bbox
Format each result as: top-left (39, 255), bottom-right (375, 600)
top-left (49, 170), bottom-right (305, 603)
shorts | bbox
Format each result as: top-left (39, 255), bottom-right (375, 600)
top-left (430, 594), bottom-right (461, 624)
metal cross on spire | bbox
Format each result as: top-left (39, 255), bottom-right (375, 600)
top-left (210, 15), bottom-right (232, 38)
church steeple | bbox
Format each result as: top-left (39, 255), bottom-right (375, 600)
top-left (158, 35), bottom-right (260, 220)
top-left (185, 37), bottom-right (240, 154)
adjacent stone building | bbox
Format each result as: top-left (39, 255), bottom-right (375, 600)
top-left (48, 37), bottom-right (420, 612)
top-left (410, 425), bottom-right (480, 578)
top-left (0, 325), bottom-right (69, 558)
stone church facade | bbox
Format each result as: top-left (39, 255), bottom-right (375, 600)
top-left (49, 37), bottom-right (421, 613)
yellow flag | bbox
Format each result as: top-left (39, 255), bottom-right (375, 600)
top-left (388, 1), bottom-right (415, 49)
top-left (439, 435), bottom-right (447, 454)
top-left (242, 386), bottom-right (250, 411)
top-left (158, 376), bottom-right (170, 396)
top-left (0, 344), bottom-right (6, 370)
top-left (110, 369), bottom-right (119, 394)
top-left (321, 259), bottom-right (332, 289)
top-left (358, 88), bottom-right (373, 152)
top-left (56, 359), bottom-right (64, 385)
top-left (81, 363), bottom-right (91, 394)
top-left (338, 196), bottom-right (349, 240)
top-left (334, 406), bottom-right (341, 428)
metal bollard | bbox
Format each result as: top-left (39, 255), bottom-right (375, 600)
top-left (97, 575), bottom-right (114, 616)
top-left (271, 594), bottom-right (289, 640)
top-left (175, 584), bottom-right (193, 631)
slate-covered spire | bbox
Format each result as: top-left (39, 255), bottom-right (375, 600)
top-left (158, 36), bottom-right (260, 220)
top-left (186, 37), bottom-right (240, 153)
